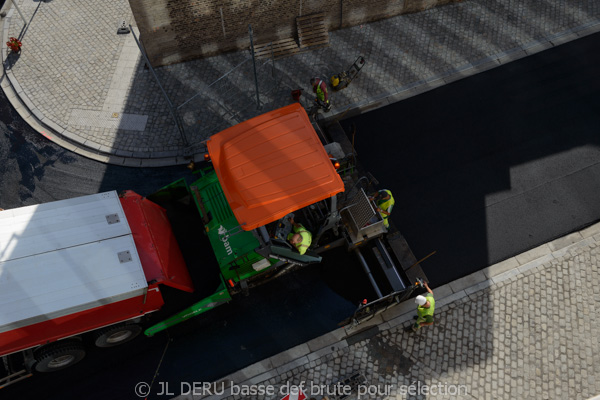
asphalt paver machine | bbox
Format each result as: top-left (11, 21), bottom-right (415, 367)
top-left (142, 103), bottom-right (428, 335)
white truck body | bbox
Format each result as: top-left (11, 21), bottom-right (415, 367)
top-left (0, 191), bottom-right (147, 341)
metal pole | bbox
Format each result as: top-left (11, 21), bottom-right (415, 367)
top-left (270, 43), bottom-right (276, 78)
top-left (248, 24), bottom-right (261, 109)
top-left (129, 25), bottom-right (188, 145)
top-left (219, 7), bottom-right (226, 37)
top-left (405, 250), bottom-right (437, 273)
top-left (11, 0), bottom-right (27, 25)
top-left (354, 248), bottom-right (383, 299)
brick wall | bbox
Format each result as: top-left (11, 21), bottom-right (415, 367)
top-left (128, 0), bottom-right (460, 67)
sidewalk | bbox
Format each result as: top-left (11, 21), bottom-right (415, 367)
top-left (1, 0), bottom-right (599, 167)
top-left (171, 222), bottom-right (600, 400)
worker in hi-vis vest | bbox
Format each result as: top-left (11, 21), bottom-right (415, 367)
top-left (287, 218), bottom-right (312, 255)
top-left (412, 281), bottom-right (435, 332)
top-left (310, 77), bottom-right (331, 112)
top-left (369, 189), bottom-right (395, 228)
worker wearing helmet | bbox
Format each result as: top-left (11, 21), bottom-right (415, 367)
top-left (310, 77), bottom-right (331, 112)
top-left (369, 189), bottom-right (395, 228)
top-left (287, 218), bottom-right (312, 255)
top-left (412, 281), bottom-right (435, 332)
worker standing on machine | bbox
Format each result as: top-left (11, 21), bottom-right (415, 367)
top-left (287, 217), bottom-right (312, 255)
top-left (310, 77), bottom-right (332, 112)
top-left (369, 189), bottom-right (395, 228)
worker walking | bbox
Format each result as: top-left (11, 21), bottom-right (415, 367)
top-left (287, 218), bottom-right (312, 255)
top-left (412, 282), bottom-right (435, 332)
top-left (369, 189), bottom-right (394, 228)
top-left (310, 77), bottom-right (331, 112)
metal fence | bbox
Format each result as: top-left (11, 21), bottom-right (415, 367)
top-left (130, 24), bottom-right (299, 153)
top-left (175, 52), bottom-right (280, 151)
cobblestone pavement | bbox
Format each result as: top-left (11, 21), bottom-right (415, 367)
top-left (1, 0), bottom-right (599, 165)
top-left (176, 224), bottom-right (600, 400)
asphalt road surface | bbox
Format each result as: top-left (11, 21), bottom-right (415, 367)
top-left (1, 32), bottom-right (599, 399)
top-left (344, 32), bottom-right (600, 286)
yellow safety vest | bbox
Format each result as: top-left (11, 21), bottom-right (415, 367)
top-left (417, 293), bottom-right (435, 320)
top-left (377, 189), bottom-right (395, 227)
top-left (287, 224), bottom-right (312, 255)
top-left (314, 79), bottom-right (328, 103)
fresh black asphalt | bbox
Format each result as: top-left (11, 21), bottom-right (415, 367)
top-left (1, 32), bottom-right (599, 399)
top-left (344, 32), bottom-right (600, 285)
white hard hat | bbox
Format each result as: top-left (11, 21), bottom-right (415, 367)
top-left (415, 295), bottom-right (427, 306)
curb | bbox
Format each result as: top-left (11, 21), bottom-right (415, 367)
top-left (175, 220), bottom-right (600, 400)
top-left (0, 3), bottom-right (203, 167)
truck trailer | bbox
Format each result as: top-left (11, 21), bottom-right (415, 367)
top-left (0, 103), bottom-right (426, 388)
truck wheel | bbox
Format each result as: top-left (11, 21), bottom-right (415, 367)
top-left (34, 342), bottom-right (86, 372)
top-left (93, 323), bottom-right (142, 348)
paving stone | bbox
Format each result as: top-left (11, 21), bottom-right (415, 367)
top-left (549, 232), bottom-right (584, 252)
top-left (523, 40), bottom-right (555, 55)
top-left (448, 270), bottom-right (488, 293)
top-left (435, 289), bottom-right (468, 309)
top-left (385, 311), bottom-right (414, 330)
top-left (579, 222), bottom-right (600, 239)
top-left (380, 297), bottom-right (417, 322)
top-left (491, 266), bottom-right (523, 285)
top-left (551, 237), bottom-right (596, 259)
top-left (483, 257), bottom-right (520, 279)
top-left (431, 283), bottom-right (453, 299)
top-left (275, 356), bottom-right (310, 375)
top-left (269, 344), bottom-right (310, 368)
top-left (464, 279), bottom-right (494, 298)
top-left (517, 253), bottom-right (554, 275)
top-left (306, 341), bottom-right (348, 363)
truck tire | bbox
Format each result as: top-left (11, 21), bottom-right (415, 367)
top-left (34, 342), bottom-right (86, 372)
top-left (93, 323), bottom-right (142, 348)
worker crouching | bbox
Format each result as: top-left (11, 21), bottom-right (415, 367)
top-left (287, 218), bottom-right (312, 255)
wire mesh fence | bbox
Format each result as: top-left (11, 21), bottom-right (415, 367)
top-left (175, 51), bottom-right (281, 151)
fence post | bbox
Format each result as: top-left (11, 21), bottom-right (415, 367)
top-left (248, 24), bottom-right (262, 110)
top-left (129, 25), bottom-right (188, 145)
top-left (11, 0), bottom-right (27, 25)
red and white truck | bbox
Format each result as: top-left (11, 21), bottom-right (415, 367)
top-left (0, 190), bottom-right (194, 386)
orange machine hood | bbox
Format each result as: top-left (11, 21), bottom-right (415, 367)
top-left (206, 103), bottom-right (344, 231)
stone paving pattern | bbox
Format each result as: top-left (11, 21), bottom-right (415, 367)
top-left (3, 0), bottom-right (600, 162)
top-left (203, 228), bottom-right (600, 400)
